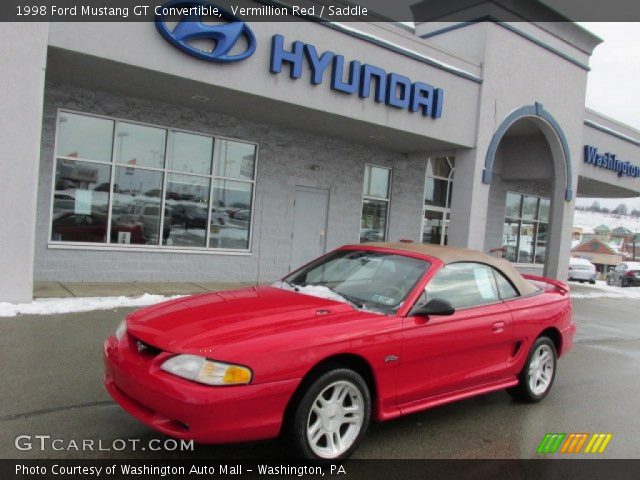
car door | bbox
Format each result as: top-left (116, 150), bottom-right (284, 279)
top-left (397, 262), bottom-right (514, 406)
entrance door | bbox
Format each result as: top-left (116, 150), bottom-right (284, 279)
top-left (290, 186), bottom-right (329, 271)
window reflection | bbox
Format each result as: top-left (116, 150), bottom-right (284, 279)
top-left (51, 113), bottom-right (257, 251)
top-left (505, 192), bottom-right (521, 217)
top-left (502, 192), bottom-right (549, 264)
top-left (522, 195), bottom-right (538, 220)
top-left (361, 165), bottom-right (391, 242)
top-left (210, 179), bottom-right (252, 249)
top-left (110, 168), bottom-right (165, 245)
top-left (422, 156), bottom-right (454, 245)
top-left (518, 221), bottom-right (535, 264)
top-left (502, 219), bottom-right (519, 262)
top-left (424, 178), bottom-right (449, 208)
top-left (538, 198), bottom-right (550, 222)
top-left (423, 210), bottom-right (448, 245)
top-left (114, 122), bottom-right (166, 169)
top-left (169, 132), bottom-right (213, 175)
top-left (361, 199), bottom-right (388, 243)
top-left (164, 174), bottom-right (210, 247)
top-left (363, 166), bottom-right (390, 199)
top-left (51, 160), bottom-right (112, 242)
top-left (425, 157), bottom-right (451, 178)
top-left (214, 140), bottom-right (256, 181)
top-left (57, 113), bottom-right (114, 162)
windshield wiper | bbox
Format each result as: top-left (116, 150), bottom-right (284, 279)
top-left (332, 291), bottom-right (364, 309)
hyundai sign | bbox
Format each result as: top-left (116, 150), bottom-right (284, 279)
top-left (156, 1), bottom-right (444, 119)
top-left (270, 35), bottom-right (443, 119)
top-left (155, 0), bottom-right (256, 62)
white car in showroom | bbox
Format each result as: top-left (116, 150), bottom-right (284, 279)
top-left (568, 257), bottom-right (597, 284)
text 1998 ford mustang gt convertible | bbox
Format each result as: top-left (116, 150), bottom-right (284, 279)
top-left (104, 243), bottom-right (575, 459)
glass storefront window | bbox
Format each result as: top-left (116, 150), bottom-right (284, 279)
top-left (518, 221), bottom-right (535, 264)
top-left (57, 113), bottom-right (114, 162)
top-left (502, 219), bottom-right (519, 262)
top-left (522, 195), bottom-right (538, 220)
top-left (538, 198), bottom-right (550, 222)
top-left (51, 112), bottom-right (257, 251)
top-left (214, 139), bottom-right (256, 181)
top-left (505, 192), bottom-right (521, 217)
top-left (502, 192), bottom-right (549, 264)
top-left (210, 179), bottom-right (253, 249)
top-left (168, 132), bottom-right (213, 176)
top-left (422, 156), bottom-right (454, 245)
top-left (360, 199), bottom-right (389, 243)
top-left (51, 160), bottom-right (112, 243)
top-left (114, 122), bottom-right (166, 169)
top-left (423, 210), bottom-right (448, 245)
top-left (535, 223), bottom-right (548, 264)
top-left (363, 165), bottom-right (390, 199)
top-left (425, 157), bottom-right (451, 179)
top-left (164, 174), bottom-right (211, 248)
top-left (424, 178), bottom-right (449, 208)
top-left (361, 165), bottom-right (391, 242)
top-left (111, 168), bottom-right (164, 245)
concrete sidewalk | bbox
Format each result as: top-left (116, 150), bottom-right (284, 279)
top-left (33, 281), bottom-right (254, 298)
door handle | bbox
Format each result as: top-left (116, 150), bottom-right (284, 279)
top-left (492, 321), bottom-right (506, 333)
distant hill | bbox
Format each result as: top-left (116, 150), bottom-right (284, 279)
top-left (573, 209), bottom-right (640, 233)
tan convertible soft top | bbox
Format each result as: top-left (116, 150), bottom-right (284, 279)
top-left (355, 242), bottom-right (539, 296)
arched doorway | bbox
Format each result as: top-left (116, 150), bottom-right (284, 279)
top-left (481, 103), bottom-right (573, 278)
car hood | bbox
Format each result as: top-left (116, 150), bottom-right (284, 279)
top-left (126, 286), bottom-right (356, 354)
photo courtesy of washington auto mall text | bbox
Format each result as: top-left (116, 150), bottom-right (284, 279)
top-left (2, 0), bottom-right (640, 479)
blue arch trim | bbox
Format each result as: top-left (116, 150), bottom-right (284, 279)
top-left (482, 102), bottom-right (574, 201)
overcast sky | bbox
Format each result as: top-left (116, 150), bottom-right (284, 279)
top-left (575, 22), bottom-right (640, 210)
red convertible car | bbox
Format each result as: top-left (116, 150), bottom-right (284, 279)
top-left (104, 243), bottom-right (574, 459)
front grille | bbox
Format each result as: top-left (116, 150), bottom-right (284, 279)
top-left (132, 337), bottom-right (162, 356)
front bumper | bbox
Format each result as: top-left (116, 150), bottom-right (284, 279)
top-left (104, 335), bottom-right (299, 443)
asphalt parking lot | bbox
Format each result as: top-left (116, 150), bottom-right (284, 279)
top-left (1, 283), bottom-right (639, 459)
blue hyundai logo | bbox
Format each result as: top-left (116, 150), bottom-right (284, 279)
top-left (155, 0), bottom-right (256, 63)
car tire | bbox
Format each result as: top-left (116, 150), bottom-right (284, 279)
top-left (508, 336), bottom-right (557, 403)
top-left (288, 368), bottom-right (371, 461)
top-left (589, 279), bottom-right (596, 285)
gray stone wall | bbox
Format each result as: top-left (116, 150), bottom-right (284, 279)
top-left (35, 83), bottom-right (427, 283)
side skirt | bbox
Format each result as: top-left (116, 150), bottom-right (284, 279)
top-left (377, 377), bottom-right (519, 421)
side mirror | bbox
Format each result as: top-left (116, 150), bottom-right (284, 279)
top-left (410, 298), bottom-right (455, 317)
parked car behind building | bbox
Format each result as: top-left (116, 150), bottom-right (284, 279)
top-left (606, 262), bottom-right (640, 287)
top-left (568, 257), bottom-right (597, 284)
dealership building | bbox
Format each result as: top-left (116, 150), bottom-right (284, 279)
top-left (3, 0), bottom-right (640, 303)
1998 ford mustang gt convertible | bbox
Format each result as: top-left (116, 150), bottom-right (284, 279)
top-left (104, 243), bottom-right (574, 459)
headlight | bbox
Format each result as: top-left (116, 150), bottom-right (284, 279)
top-left (160, 354), bottom-right (252, 386)
top-left (115, 320), bottom-right (127, 341)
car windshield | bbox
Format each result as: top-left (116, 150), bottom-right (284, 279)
top-left (283, 249), bottom-right (429, 313)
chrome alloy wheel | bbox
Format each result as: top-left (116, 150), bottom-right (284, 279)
top-left (306, 380), bottom-right (364, 459)
top-left (528, 344), bottom-right (555, 396)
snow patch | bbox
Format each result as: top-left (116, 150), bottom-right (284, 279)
top-left (573, 210), bottom-right (640, 234)
top-left (570, 280), bottom-right (640, 299)
top-left (272, 281), bottom-right (350, 304)
top-left (0, 293), bottom-right (185, 318)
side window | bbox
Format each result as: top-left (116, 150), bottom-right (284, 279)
top-left (425, 262), bottom-right (499, 309)
top-left (493, 269), bottom-right (519, 300)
